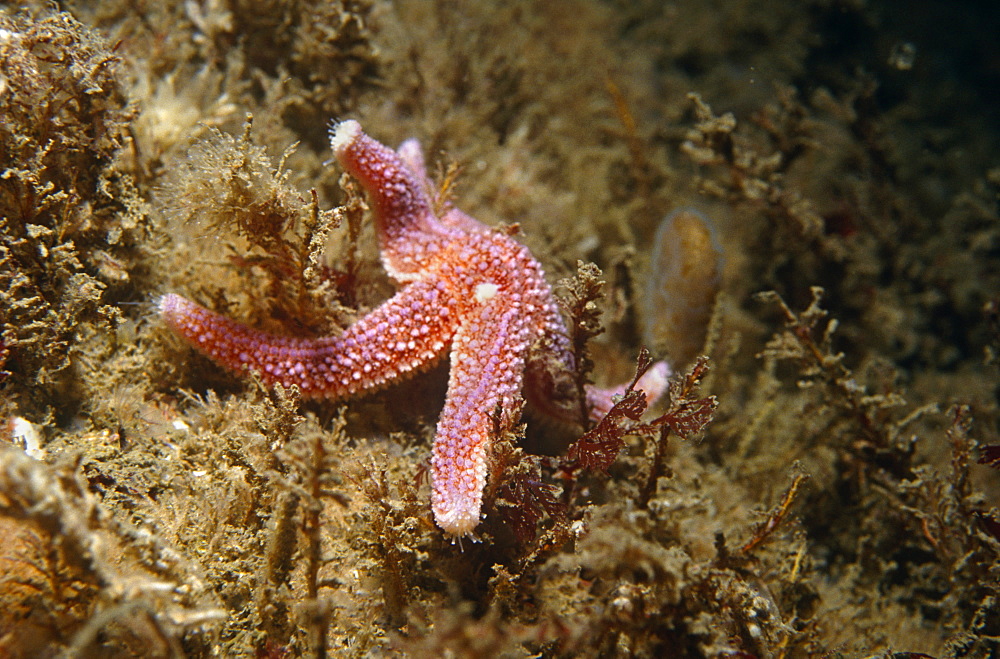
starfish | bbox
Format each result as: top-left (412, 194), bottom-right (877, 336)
top-left (161, 120), bottom-right (669, 536)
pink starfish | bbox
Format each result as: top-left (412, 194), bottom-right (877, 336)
top-left (161, 120), bottom-right (669, 537)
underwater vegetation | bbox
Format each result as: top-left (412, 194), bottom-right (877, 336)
top-left (0, 0), bottom-right (998, 657)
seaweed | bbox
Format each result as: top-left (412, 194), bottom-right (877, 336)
top-left (753, 289), bottom-right (1000, 655)
top-left (491, 433), bottom-right (566, 548)
top-left (636, 356), bottom-right (718, 508)
top-left (225, 0), bottom-right (381, 147)
top-left (756, 286), bottom-right (923, 480)
top-left (0, 0), bottom-right (996, 656)
top-left (157, 115), bottom-right (344, 338)
top-left (0, 8), bottom-right (143, 418)
top-left (555, 260), bottom-right (606, 429)
top-left (0, 443), bottom-right (225, 656)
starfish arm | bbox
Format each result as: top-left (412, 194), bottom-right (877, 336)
top-left (431, 297), bottom-right (530, 536)
top-left (525, 353), bottom-right (671, 425)
top-left (585, 360), bottom-right (671, 420)
top-left (330, 120), bottom-right (432, 232)
top-left (396, 137), bottom-right (427, 182)
top-left (397, 136), bottom-right (486, 233)
top-left (160, 279), bottom-right (459, 399)
top-left (523, 301), bottom-right (671, 424)
top-left (331, 120), bottom-right (456, 279)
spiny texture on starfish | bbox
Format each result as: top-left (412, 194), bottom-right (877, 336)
top-left (161, 120), bottom-right (670, 536)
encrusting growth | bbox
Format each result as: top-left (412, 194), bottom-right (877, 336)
top-left (162, 120), bottom-right (669, 537)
